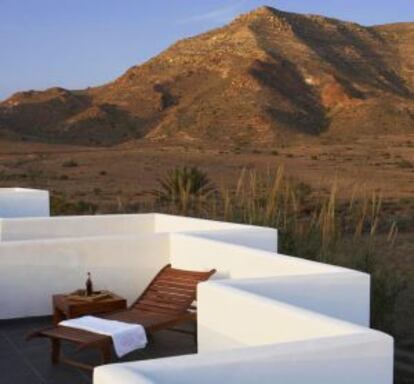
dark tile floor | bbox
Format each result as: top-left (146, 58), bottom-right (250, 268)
top-left (0, 316), bottom-right (197, 384)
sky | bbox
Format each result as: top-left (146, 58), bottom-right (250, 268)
top-left (0, 0), bottom-right (413, 100)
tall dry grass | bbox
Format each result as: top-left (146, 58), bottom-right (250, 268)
top-left (151, 165), bottom-right (407, 334)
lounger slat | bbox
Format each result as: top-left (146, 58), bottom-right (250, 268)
top-left (149, 284), bottom-right (195, 294)
top-left (144, 290), bottom-right (191, 300)
top-left (151, 281), bottom-right (197, 291)
top-left (144, 294), bottom-right (192, 305)
top-left (138, 299), bottom-right (187, 312)
top-left (143, 292), bottom-right (190, 304)
top-left (155, 278), bottom-right (198, 286)
top-left (158, 273), bottom-right (207, 281)
top-left (139, 297), bottom-right (186, 307)
top-left (135, 304), bottom-right (179, 314)
top-left (162, 269), bottom-right (211, 277)
top-left (146, 293), bottom-right (192, 304)
top-left (148, 289), bottom-right (193, 299)
top-left (146, 286), bottom-right (192, 295)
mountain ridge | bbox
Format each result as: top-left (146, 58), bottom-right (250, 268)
top-left (0, 6), bottom-right (413, 146)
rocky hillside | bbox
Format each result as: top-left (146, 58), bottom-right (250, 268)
top-left (0, 6), bottom-right (413, 146)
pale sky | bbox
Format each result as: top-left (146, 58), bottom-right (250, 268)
top-left (1, 0), bottom-right (413, 100)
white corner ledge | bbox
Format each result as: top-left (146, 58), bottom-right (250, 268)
top-left (0, 188), bottom-right (49, 218)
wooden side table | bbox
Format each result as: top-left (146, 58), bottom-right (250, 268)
top-left (52, 292), bottom-right (127, 326)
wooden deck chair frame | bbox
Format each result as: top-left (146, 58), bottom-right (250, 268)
top-left (28, 264), bottom-right (215, 370)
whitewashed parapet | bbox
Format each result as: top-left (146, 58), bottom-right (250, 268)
top-left (0, 212), bottom-right (392, 383)
top-left (0, 188), bottom-right (49, 219)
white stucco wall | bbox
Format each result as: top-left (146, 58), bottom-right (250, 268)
top-left (154, 214), bottom-right (272, 234)
top-left (0, 213), bottom-right (277, 247)
top-left (94, 332), bottom-right (393, 384)
top-left (0, 233), bottom-right (169, 319)
top-left (0, 188), bottom-right (49, 218)
top-left (94, 223), bottom-right (389, 384)
top-left (223, 273), bottom-right (370, 326)
top-left (0, 212), bottom-right (392, 383)
top-left (170, 234), bottom-right (345, 279)
top-left (156, 213), bottom-right (278, 253)
top-left (0, 213), bottom-right (154, 242)
top-left (0, 214), bottom-right (277, 318)
top-left (197, 281), bottom-right (368, 352)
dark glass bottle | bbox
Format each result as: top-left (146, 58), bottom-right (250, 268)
top-left (86, 272), bottom-right (93, 296)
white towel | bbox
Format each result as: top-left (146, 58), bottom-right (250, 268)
top-left (59, 316), bottom-right (147, 357)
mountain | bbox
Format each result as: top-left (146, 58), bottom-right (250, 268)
top-left (0, 6), bottom-right (413, 146)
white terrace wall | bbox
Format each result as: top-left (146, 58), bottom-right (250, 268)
top-left (0, 213), bottom-right (276, 248)
top-left (0, 233), bottom-right (169, 319)
top-left (0, 214), bottom-right (277, 319)
top-left (0, 213), bottom-right (392, 383)
top-left (222, 273), bottom-right (370, 326)
top-left (94, 332), bottom-right (393, 384)
top-left (155, 214), bottom-right (277, 251)
top-left (0, 214), bottom-right (155, 242)
top-left (169, 235), bottom-right (370, 350)
top-left (170, 234), bottom-right (348, 279)
top-left (197, 280), bottom-right (368, 352)
top-left (0, 188), bottom-right (49, 218)
top-left (98, 232), bottom-right (392, 384)
top-left (95, 233), bottom-right (391, 384)
top-left (154, 214), bottom-right (270, 233)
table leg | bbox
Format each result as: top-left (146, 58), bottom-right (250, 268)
top-left (53, 308), bottom-right (65, 326)
top-left (51, 338), bottom-right (61, 364)
top-left (100, 344), bottom-right (112, 365)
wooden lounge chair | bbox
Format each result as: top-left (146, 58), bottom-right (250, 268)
top-left (28, 264), bottom-right (215, 370)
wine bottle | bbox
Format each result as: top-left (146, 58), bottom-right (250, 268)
top-left (86, 272), bottom-right (93, 296)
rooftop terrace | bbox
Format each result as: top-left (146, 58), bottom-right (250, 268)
top-left (0, 190), bottom-right (394, 384)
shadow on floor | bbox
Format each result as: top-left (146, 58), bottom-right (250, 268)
top-left (0, 316), bottom-right (197, 384)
